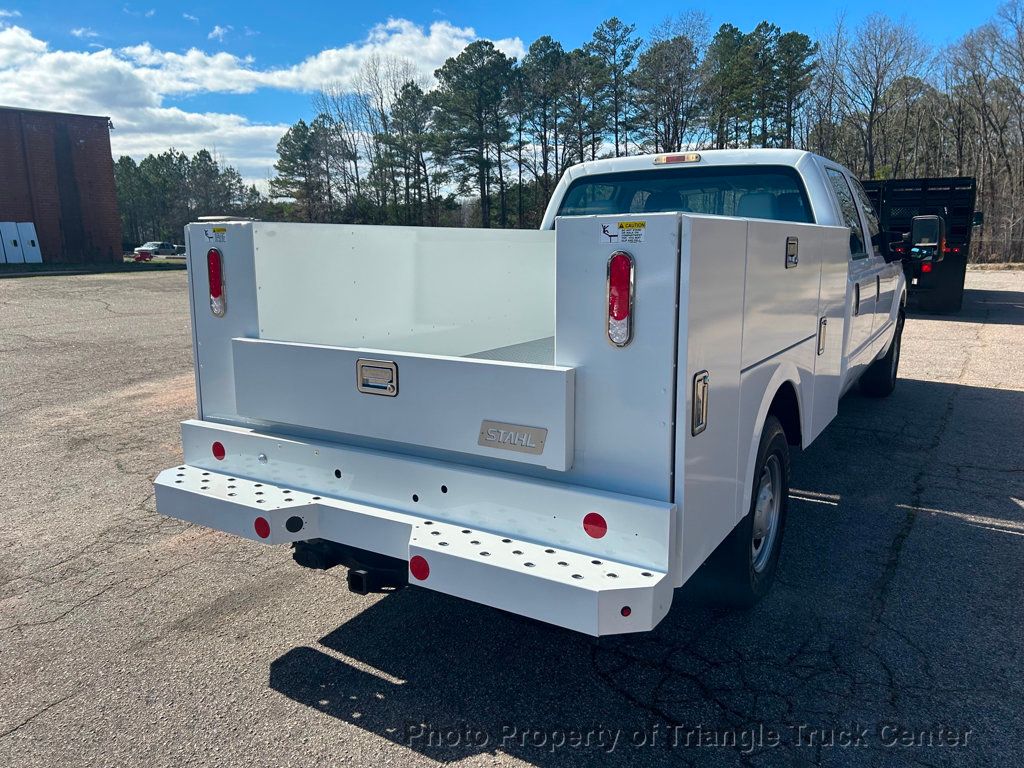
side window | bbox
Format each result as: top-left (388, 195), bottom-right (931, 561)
top-left (850, 178), bottom-right (882, 257)
top-left (825, 168), bottom-right (866, 257)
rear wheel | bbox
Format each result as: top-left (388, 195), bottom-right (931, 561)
top-left (860, 308), bottom-right (904, 398)
top-left (708, 414), bottom-right (789, 607)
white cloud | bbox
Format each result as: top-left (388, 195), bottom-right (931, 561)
top-left (207, 24), bottom-right (230, 42)
top-left (0, 20), bottom-right (525, 181)
top-left (144, 8), bottom-right (155, 17)
top-left (0, 9), bottom-right (21, 18)
top-left (71, 27), bottom-right (99, 39)
top-left (183, 13), bottom-right (198, 22)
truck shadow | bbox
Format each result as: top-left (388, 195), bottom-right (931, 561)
top-left (910, 285), bottom-right (1024, 324)
top-left (268, 379), bottom-right (1024, 765)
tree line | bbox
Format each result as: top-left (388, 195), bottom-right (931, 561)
top-left (114, 149), bottom-right (271, 249)
top-left (115, 5), bottom-right (1024, 261)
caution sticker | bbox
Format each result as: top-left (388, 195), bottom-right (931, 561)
top-left (599, 220), bottom-right (646, 244)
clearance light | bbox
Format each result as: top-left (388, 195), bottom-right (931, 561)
top-left (212, 441), bottom-right (226, 460)
top-left (607, 251), bottom-right (635, 347)
top-left (207, 248), bottom-right (225, 316)
top-left (254, 517), bottom-right (271, 539)
top-left (654, 152), bottom-right (701, 164)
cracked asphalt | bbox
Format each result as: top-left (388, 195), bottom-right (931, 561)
top-left (1, 270), bottom-right (1022, 767)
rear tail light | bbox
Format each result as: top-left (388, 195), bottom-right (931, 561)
top-left (606, 251), bottom-right (635, 346)
top-left (921, 262), bottom-right (933, 273)
top-left (207, 247), bottom-right (225, 316)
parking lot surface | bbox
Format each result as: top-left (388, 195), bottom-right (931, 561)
top-left (1, 270), bottom-right (1022, 767)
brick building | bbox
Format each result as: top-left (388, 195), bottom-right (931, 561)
top-left (0, 106), bottom-right (121, 264)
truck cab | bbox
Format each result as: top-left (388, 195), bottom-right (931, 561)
top-left (154, 149), bottom-right (905, 637)
top-left (542, 149), bottom-right (905, 395)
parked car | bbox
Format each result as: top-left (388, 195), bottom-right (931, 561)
top-left (155, 149), bottom-right (908, 636)
top-left (133, 241), bottom-right (178, 261)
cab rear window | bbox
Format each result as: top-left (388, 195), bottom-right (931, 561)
top-left (557, 165), bottom-right (814, 224)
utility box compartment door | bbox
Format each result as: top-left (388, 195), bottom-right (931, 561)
top-left (231, 338), bottom-right (575, 471)
top-left (0, 222), bottom-right (24, 264)
top-left (16, 223), bottom-right (42, 263)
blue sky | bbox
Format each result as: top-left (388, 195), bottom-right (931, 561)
top-left (0, 1), bottom-right (1002, 183)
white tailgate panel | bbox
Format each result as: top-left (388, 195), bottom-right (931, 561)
top-left (232, 338), bottom-right (575, 471)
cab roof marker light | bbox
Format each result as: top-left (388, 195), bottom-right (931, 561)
top-left (654, 152), bottom-right (701, 165)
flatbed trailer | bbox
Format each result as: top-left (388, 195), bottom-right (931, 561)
top-left (861, 177), bottom-right (978, 313)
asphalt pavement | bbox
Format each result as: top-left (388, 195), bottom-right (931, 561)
top-left (1, 270), bottom-right (1022, 767)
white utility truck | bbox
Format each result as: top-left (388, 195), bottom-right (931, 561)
top-left (155, 149), bottom-right (905, 636)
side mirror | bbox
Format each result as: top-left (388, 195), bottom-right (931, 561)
top-left (972, 210), bottom-right (984, 227)
top-left (910, 215), bottom-right (945, 262)
top-left (882, 230), bottom-right (909, 262)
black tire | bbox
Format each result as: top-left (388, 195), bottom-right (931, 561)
top-left (860, 308), bottom-right (904, 398)
top-left (707, 414), bottom-right (790, 607)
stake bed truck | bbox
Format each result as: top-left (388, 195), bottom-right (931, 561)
top-left (156, 149), bottom-right (906, 636)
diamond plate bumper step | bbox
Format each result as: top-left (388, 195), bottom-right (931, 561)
top-left (155, 465), bottom-right (673, 635)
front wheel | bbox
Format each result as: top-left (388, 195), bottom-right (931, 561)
top-left (708, 414), bottom-right (790, 607)
top-left (860, 308), bottom-right (904, 398)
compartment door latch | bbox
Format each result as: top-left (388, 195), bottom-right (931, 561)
top-left (356, 359), bottom-right (398, 396)
top-left (785, 236), bottom-right (799, 268)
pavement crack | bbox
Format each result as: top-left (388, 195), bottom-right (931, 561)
top-left (0, 691), bottom-right (79, 740)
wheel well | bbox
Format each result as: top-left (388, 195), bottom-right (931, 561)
top-left (768, 382), bottom-right (802, 447)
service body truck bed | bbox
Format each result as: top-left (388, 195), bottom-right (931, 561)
top-left (156, 149), bottom-right (905, 636)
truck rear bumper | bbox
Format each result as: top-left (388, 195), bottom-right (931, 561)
top-left (155, 420), bottom-right (676, 636)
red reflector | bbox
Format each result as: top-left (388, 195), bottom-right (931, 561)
top-left (583, 512), bottom-right (608, 539)
top-left (921, 262), bottom-right (933, 273)
top-left (207, 248), bottom-right (225, 316)
top-left (620, 606), bottom-right (631, 617)
top-left (606, 251), bottom-right (634, 346)
top-left (410, 555), bottom-right (430, 581)
top-left (254, 517), bottom-right (270, 539)
top-left (212, 441), bottom-right (226, 460)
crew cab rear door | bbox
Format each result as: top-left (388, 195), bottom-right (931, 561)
top-left (823, 167), bottom-right (875, 357)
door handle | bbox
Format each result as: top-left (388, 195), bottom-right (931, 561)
top-left (876, 275), bottom-right (881, 300)
top-left (854, 283), bottom-right (861, 315)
